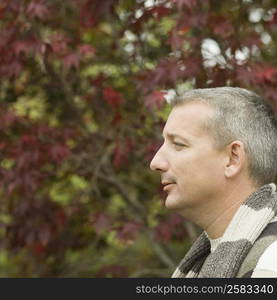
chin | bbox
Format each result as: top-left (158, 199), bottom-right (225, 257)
top-left (164, 195), bottom-right (182, 211)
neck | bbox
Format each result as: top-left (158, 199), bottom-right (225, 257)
top-left (186, 180), bottom-right (258, 239)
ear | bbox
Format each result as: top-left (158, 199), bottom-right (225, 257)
top-left (224, 141), bottom-right (246, 178)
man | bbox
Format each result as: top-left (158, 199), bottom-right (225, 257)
top-left (150, 87), bottom-right (277, 278)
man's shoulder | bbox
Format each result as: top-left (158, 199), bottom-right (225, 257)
top-left (251, 240), bottom-right (277, 277)
top-left (237, 220), bottom-right (277, 277)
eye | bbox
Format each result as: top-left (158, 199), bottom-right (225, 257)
top-left (172, 142), bottom-right (185, 150)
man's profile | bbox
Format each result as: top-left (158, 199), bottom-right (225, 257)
top-left (150, 87), bottom-right (277, 278)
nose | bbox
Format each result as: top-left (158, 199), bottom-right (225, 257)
top-left (150, 144), bottom-right (169, 172)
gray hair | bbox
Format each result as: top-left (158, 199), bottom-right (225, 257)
top-left (172, 87), bottom-right (277, 186)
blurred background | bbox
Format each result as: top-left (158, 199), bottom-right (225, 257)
top-left (0, 0), bottom-right (276, 277)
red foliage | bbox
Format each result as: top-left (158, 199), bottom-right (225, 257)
top-left (103, 87), bottom-right (123, 107)
top-left (209, 15), bottom-right (234, 38)
top-left (26, 1), bottom-right (50, 20)
top-left (5, 198), bottom-right (67, 257)
top-left (62, 52), bottom-right (80, 71)
top-left (172, 0), bottom-right (199, 10)
top-left (89, 212), bottom-right (112, 234)
top-left (49, 33), bottom-right (70, 55)
top-left (1, 0), bottom-right (277, 277)
top-left (116, 221), bottom-right (142, 244)
top-left (144, 91), bottom-right (167, 111)
top-left (112, 138), bottom-right (133, 168)
top-left (80, 0), bottom-right (119, 28)
top-left (154, 213), bottom-right (187, 242)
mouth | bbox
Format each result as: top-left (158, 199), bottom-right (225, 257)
top-left (162, 182), bottom-right (176, 192)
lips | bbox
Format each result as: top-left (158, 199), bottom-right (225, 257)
top-left (162, 181), bottom-right (176, 192)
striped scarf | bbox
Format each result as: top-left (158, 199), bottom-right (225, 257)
top-left (172, 183), bottom-right (277, 278)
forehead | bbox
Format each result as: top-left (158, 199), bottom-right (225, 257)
top-left (163, 101), bottom-right (213, 138)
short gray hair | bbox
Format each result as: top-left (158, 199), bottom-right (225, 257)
top-left (172, 87), bottom-right (277, 186)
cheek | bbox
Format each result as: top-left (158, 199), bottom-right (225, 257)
top-left (175, 154), bottom-right (220, 183)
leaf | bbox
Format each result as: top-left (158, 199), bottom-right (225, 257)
top-left (265, 10), bottom-right (277, 27)
top-left (116, 221), bottom-right (141, 244)
top-left (172, 0), bottom-right (198, 10)
top-left (168, 29), bottom-right (184, 52)
top-left (78, 44), bottom-right (96, 58)
top-left (111, 111), bottom-right (122, 126)
top-left (4, 60), bottom-right (23, 79)
top-left (89, 212), bottom-right (112, 234)
top-left (154, 213), bottom-right (187, 242)
top-left (103, 86), bottom-right (123, 107)
top-left (144, 141), bottom-right (163, 162)
top-left (62, 52), bottom-right (80, 71)
top-left (255, 66), bottom-right (277, 84)
top-left (49, 33), bottom-right (70, 55)
top-left (49, 143), bottom-right (70, 163)
top-left (80, 0), bottom-right (119, 28)
top-left (112, 144), bottom-right (125, 168)
top-left (38, 226), bottom-right (51, 246)
top-left (149, 6), bottom-right (172, 20)
top-left (13, 40), bottom-right (31, 57)
top-left (144, 90), bottom-right (166, 111)
top-left (235, 66), bottom-right (257, 85)
top-left (26, 1), bottom-right (50, 20)
top-left (209, 15), bottom-right (234, 38)
top-left (20, 134), bottom-right (37, 146)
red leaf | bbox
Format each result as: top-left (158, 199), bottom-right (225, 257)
top-left (103, 87), bottom-right (123, 107)
top-left (49, 144), bottom-right (70, 163)
top-left (38, 226), bottom-right (51, 246)
top-left (13, 40), bottom-right (31, 56)
top-left (78, 44), bottom-right (96, 57)
top-left (4, 60), bottom-right (23, 79)
top-left (154, 213), bottom-right (187, 242)
top-left (242, 32), bottom-right (262, 48)
top-left (168, 30), bottom-right (184, 52)
top-left (112, 138), bottom-right (133, 168)
top-left (32, 242), bottom-right (46, 255)
top-left (264, 87), bottom-right (277, 103)
top-left (91, 74), bottom-right (106, 87)
top-left (49, 33), bottom-right (69, 55)
top-left (210, 16), bottom-right (234, 38)
top-left (89, 212), bottom-right (112, 234)
top-left (144, 90), bottom-right (166, 110)
top-left (62, 52), bottom-right (80, 71)
top-left (0, 142), bottom-right (6, 150)
top-left (7, 181), bottom-right (18, 196)
top-left (237, 65), bottom-right (277, 85)
top-left (111, 111), bottom-right (122, 126)
top-left (0, 111), bottom-right (17, 130)
top-left (80, 0), bottom-right (118, 28)
top-left (144, 141), bottom-right (163, 162)
top-left (116, 221), bottom-right (141, 244)
top-left (26, 1), bottom-right (50, 20)
top-left (178, 11), bottom-right (208, 28)
top-left (13, 37), bottom-right (45, 57)
top-left (171, 0), bottom-right (198, 10)
top-left (150, 6), bottom-right (172, 20)
top-left (265, 10), bottom-right (277, 27)
top-left (147, 57), bottom-right (185, 87)
top-left (255, 66), bottom-right (277, 84)
top-left (20, 134), bottom-right (37, 146)
top-left (236, 66), bottom-right (256, 85)
top-left (112, 144), bottom-right (124, 168)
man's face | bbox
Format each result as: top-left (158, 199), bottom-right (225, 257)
top-left (150, 102), bottom-right (226, 214)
